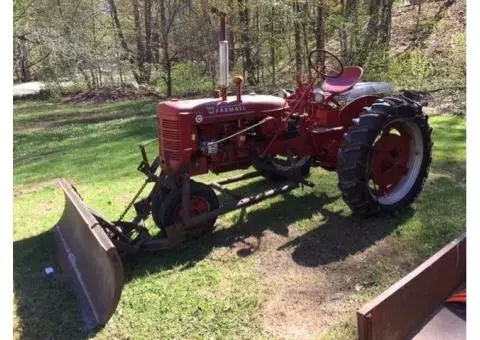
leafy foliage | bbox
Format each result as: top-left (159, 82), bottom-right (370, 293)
top-left (157, 62), bottom-right (213, 97)
top-left (388, 49), bottom-right (434, 90)
top-left (14, 0), bottom-right (465, 100)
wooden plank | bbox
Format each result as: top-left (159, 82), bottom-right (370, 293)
top-left (357, 234), bottom-right (466, 340)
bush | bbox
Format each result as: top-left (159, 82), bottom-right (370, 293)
top-left (388, 49), bottom-right (434, 91)
top-left (42, 82), bottom-right (87, 98)
top-left (156, 61), bottom-right (213, 97)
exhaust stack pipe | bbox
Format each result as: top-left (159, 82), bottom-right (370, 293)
top-left (218, 40), bottom-right (229, 99)
top-left (212, 7), bottom-right (228, 101)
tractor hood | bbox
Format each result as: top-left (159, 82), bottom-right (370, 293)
top-left (158, 94), bottom-right (287, 124)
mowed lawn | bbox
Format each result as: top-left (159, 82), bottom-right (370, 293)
top-left (13, 99), bottom-right (466, 339)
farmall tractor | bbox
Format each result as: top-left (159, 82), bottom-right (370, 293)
top-left (54, 8), bottom-right (432, 330)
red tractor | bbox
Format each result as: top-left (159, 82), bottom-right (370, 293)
top-left (54, 8), bottom-right (432, 330)
top-left (147, 57), bottom-right (432, 238)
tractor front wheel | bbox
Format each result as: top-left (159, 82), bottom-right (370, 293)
top-left (337, 96), bottom-right (433, 215)
top-left (152, 180), bottom-right (219, 237)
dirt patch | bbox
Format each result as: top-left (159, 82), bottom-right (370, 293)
top-left (232, 227), bottom-right (418, 339)
top-left (252, 230), bottom-right (331, 339)
top-left (62, 86), bottom-right (164, 104)
top-left (324, 238), bottom-right (416, 293)
top-left (391, 0), bottom-right (464, 55)
top-left (34, 201), bottom-right (54, 215)
top-left (14, 179), bottom-right (59, 197)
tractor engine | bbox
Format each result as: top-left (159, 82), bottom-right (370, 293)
top-left (157, 94), bottom-right (299, 176)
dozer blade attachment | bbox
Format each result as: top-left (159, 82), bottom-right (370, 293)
top-left (54, 178), bottom-right (124, 331)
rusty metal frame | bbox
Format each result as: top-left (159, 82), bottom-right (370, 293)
top-left (357, 233), bottom-right (466, 340)
top-left (68, 138), bottom-right (316, 260)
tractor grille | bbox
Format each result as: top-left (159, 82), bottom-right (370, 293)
top-left (163, 129), bottom-right (181, 140)
top-left (161, 118), bottom-right (182, 160)
top-left (163, 139), bottom-right (181, 150)
top-left (164, 151), bottom-right (180, 160)
top-left (162, 119), bottom-right (180, 130)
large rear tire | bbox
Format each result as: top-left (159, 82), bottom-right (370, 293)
top-left (337, 96), bottom-right (433, 215)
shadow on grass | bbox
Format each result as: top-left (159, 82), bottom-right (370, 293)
top-left (14, 170), bottom-right (462, 339)
top-left (123, 190), bottom-right (341, 280)
top-left (12, 173), bottom-right (415, 339)
top-left (120, 179), bottom-right (412, 280)
top-left (15, 107), bottom-right (154, 133)
top-left (13, 113), bottom-right (466, 339)
top-left (13, 113), bottom-right (465, 338)
top-left (14, 100), bottom-right (154, 123)
top-left (13, 231), bottom-right (88, 340)
top-left (14, 116), bottom-right (158, 186)
top-left (13, 177), bottom-right (337, 338)
top-left (280, 207), bottom-right (414, 267)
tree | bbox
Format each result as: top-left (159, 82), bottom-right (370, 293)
top-left (316, 1), bottom-right (325, 52)
top-left (293, 0), bottom-right (302, 79)
top-left (269, 4), bottom-right (276, 87)
top-left (13, 0), bottom-right (449, 95)
top-left (340, 0), bottom-right (358, 65)
top-left (238, 0), bottom-right (257, 85)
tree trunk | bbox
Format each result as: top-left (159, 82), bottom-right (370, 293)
top-left (341, 0), bottom-right (358, 64)
top-left (144, 0), bottom-right (153, 64)
top-left (131, 0), bottom-right (149, 83)
top-left (107, 0), bottom-right (141, 82)
top-left (227, 0), bottom-right (236, 69)
top-left (90, 68), bottom-right (97, 88)
top-left (18, 39), bottom-right (32, 82)
top-left (316, 1), bottom-right (325, 51)
top-left (256, 6), bottom-right (260, 85)
top-left (119, 63), bottom-right (124, 84)
top-left (80, 65), bottom-right (92, 89)
top-left (380, 0), bottom-right (393, 46)
top-left (366, 0), bottom-right (380, 44)
top-left (91, 0), bottom-right (100, 88)
top-left (98, 65), bottom-right (103, 86)
top-left (293, 1), bottom-right (302, 79)
top-left (415, 0), bottom-right (423, 40)
top-left (165, 55), bottom-right (172, 97)
top-left (159, 0), bottom-right (172, 96)
top-left (14, 57), bottom-right (21, 82)
top-left (152, 31), bottom-right (160, 66)
top-left (270, 5), bottom-right (276, 87)
top-left (301, 1), bottom-right (310, 79)
top-left (152, 0), bottom-right (160, 66)
top-left (238, 0), bottom-right (256, 85)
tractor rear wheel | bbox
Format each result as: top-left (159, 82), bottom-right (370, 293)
top-left (253, 154), bottom-right (312, 181)
top-left (152, 180), bottom-right (219, 237)
top-left (337, 96), bottom-right (432, 215)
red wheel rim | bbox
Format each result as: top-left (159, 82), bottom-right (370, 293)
top-left (175, 196), bottom-right (211, 231)
top-left (370, 123), bottom-right (411, 197)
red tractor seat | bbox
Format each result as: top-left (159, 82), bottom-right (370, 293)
top-left (321, 66), bottom-right (364, 94)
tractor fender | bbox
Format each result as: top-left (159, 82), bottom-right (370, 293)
top-left (339, 95), bottom-right (379, 126)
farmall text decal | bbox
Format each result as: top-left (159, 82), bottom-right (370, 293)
top-left (207, 104), bottom-right (246, 115)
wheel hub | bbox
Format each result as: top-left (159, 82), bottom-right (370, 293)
top-left (370, 126), bottom-right (411, 197)
top-left (175, 196), bottom-right (211, 231)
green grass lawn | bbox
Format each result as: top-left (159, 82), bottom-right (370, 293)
top-left (13, 99), bottom-right (466, 339)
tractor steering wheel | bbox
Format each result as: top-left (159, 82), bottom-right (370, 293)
top-left (308, 49), bottom-right (344, 78)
